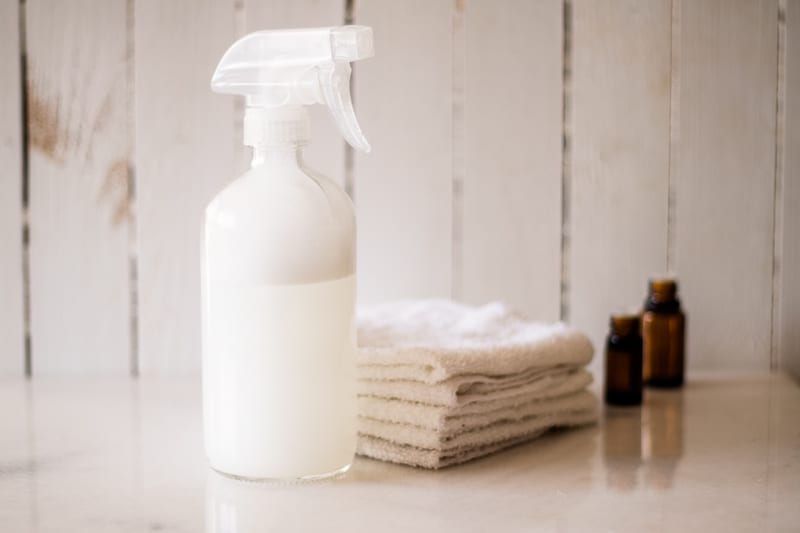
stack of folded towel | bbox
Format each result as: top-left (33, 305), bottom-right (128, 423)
top-left (356, 300), bottom-right (598, 469)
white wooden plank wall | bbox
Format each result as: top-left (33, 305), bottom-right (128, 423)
top-left (2, 0), bottom-right (797, 376)
top-left (781, 0), bottom-right (800, 377)
top-left (674, 0), bottom-right (778, 370)
top-left (570, 0), bottom-right (671, 370)
top-left (244, 0), bottom-right (346, 187)
top-left (461, 0), bottom-right (563, 322)
top-left (353, 0), bottom-right (453, 305)
top-left (134, 0), bottom-right (239, 375)
top-left (0, 0), bottom-right (25, 375)
top-left (26, 0), bottom-right (131, 374)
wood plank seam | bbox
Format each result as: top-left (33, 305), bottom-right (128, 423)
top-left (667, 0), bottom-right (680, 273)
top-left (780, 0), bottom-right (800, 376)
top-left (1, 0), bottom-right (29, 376)
top-left (559, 0), bottom-right (572, 322)
top-left (771, 0), bottom-right (787, 371)
top-left (20, 0), bottom-right (32, 376)
top-left (126, 0), bottom-right (138, 376)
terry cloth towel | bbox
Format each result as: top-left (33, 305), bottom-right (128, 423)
top-left (357, 300), bottom-right (594, 382)
top-left (359, 390), bottom-right (597, 451)
top-left (356, 300), bottom-right (598, 469)
top-left (358, 365), bottom-right (591, 407)
top-left (358, 404), bottom-right (597, 469)
top-left (358, 369), bottom-right (593, 429)
top-left (358, 430), bottom-right (551, 469)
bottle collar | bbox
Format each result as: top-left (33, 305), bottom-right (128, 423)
top-left (243, 107), bottom-right (310, 147)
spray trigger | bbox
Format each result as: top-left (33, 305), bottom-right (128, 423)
top-left (211, 26), bottom-right (374, 153)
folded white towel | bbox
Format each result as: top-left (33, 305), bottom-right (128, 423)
top-left (358, 366), bottom-right (591, 407)
top-left (358, 430), bottom-right (550, 469)
top-left (358, 369), bottom-right (593, 429)
top-left (357, 300), bottom-right (594, 383)
top-left (357, 401), bottom-right (597, 470)
top-left (355, 300), bottom-right (598, 468)
top-left (359, 390), bottom-right (597, 450)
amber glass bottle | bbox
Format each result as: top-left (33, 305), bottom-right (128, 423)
top-left (642, 278), bottom-right (685, 387)
top-left (604, 313), bottom-right (643, 406)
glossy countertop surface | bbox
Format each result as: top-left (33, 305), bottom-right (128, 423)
top-left (1, 373), bottom-right (798, 532)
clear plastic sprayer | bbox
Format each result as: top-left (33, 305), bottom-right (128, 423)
top-left (211, 25), bottom-right (374, 152)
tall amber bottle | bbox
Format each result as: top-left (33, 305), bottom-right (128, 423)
top-left (642, 278), bottom-right (685, 387)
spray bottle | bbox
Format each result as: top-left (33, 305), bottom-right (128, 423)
top-left (203, 26), bottom-right (373, 480)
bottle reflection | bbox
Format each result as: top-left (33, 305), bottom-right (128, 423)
top-left (603, 389), bottom-right (684, 492)
top-left (206, 471), bottom-right (242, 533)
top-left (206, 468), bottom-right (356, 532)
top-left (603, 407), bottom-right (643, 491)
top-left (206, 470), bottom-right (282, 533)
top-left (642, 390), bottom-right (684, 490)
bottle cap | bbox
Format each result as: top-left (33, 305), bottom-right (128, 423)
top-left (609, 312), bottom-right (640, 337)
top-left (648, 277), bottom-right (678, 303)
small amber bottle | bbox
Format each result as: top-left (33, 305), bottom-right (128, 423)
top-left (604, 313), bottom-right (643, 406)
top-left (642, 278), bottom-right (685, 387)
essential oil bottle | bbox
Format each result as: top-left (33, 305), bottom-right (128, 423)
top-left (604, 313), bottom-right (643, 406)
top-left (642, 278), bottom-right (686, 388)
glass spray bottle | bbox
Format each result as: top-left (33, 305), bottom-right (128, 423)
top-left (202, 26), bottom-right (374, 480)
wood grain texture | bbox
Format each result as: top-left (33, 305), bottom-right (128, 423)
top-left (781, 0), bottom-right (800, 378)
top-left (460, 0), bottom-right (563, 321)
top-left (244, 0), bottom-right (346, 186)
top-left (135, 0), bottom-right (239, 374)
top-left (570, 0), bottom-right (671, 369)
top-left (353, 0), bottom-right (453, 304)
top-left (0, 0), bottom-right (25, 375)
top-left (675, 0), bottom-right (778, 370)
top-left (26, 0), bottom-right (131, 374)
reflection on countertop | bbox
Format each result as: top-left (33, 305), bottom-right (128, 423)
top-left (603, 389), bottom-right (684, 492)
top-left (204, 423), bottom-right (601, 533)
top-left (1, 373), bottom-right (798, 532)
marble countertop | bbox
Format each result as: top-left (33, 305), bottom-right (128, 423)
top-left (0, 373), bottom-right (798, 532)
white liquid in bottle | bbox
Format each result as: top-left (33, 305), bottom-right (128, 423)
top-left (203, 275), bottom-right (356, 480)
top-left (201, 151), bottom-right (358, 480)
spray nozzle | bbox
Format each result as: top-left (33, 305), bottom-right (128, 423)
top-left (211, 26), bottom-right (373, 152)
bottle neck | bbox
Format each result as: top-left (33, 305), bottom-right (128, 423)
top-left (244, 107), bottom-right (311, 170)
top-left (251, 143), bottom-right (305, 169)
top-left (645, 278), bottom-right (681, 312)
top-left (609, 314), bottom-right (640, 338)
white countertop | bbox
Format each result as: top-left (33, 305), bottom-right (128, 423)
top-left (1, 373), bottom-right (798, 532)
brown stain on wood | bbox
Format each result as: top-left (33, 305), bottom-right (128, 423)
top-left (28, 75), bottom-right (131, 228)
top-left (27, 80), bottom-right (67, 164)
top-left (98, 158), bottom-right (131, 227)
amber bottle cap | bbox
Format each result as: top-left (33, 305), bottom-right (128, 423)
top-left (648, 277), bottom-right (678, 303)
top-left (609, 313), bottom-right (640, 337)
